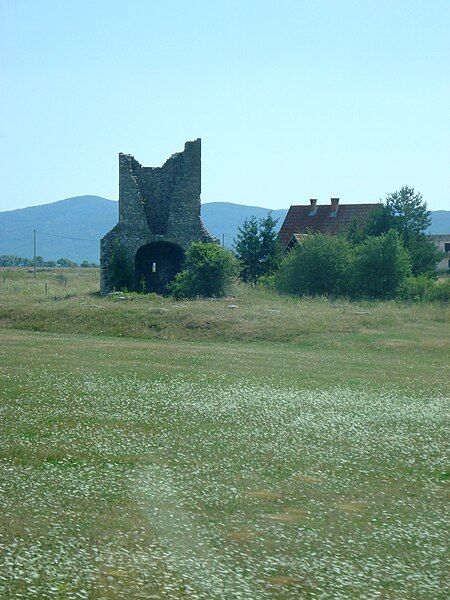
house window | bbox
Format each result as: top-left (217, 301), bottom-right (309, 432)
top-left (444, 242), bottom-right (450, 252)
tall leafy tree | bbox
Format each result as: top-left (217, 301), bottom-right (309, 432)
top-left (234, 214), bottom-right (280, 283)
top-left (357, 187), bottom-right (440, 275)
top-left (385, 186), bottom-right (431, 243)
top-left (234, 216), bottom-right (261, 283)
top-left (384, 186), bottom-right (440, 274)
top-left (363, 205), bottom-right (395, 238)
top-left (406, 234), bottom-right (443, 276)
top-left (259, 214), bottom-right (282, 277)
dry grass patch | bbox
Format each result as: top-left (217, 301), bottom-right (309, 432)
top-left (247, 490), bottom-right (282, 500)
top-left (263, 509), bottom-right (308, 522)
top-left (336, 502), bottom-right (368, 513)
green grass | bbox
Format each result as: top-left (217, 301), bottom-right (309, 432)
top-left (0, 267), bottom-right (448, 346)
top-left (0, 269), bottom-right (449, 598)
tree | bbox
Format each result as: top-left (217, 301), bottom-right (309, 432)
top-left (351, 189), bottom-right (431, 243)
top-left (346, 216), bottom-right (367, 244)
top-left (57, 257), bottom-right (78, 268)
top-left (383, 187), bottom-right (440, 274)
top-left (234, 214), bottom-right (280, 283)
top-left (0, 255), bottom-right (29, 267)
top-left (234, 216), bottom-right (261, 283)
top-left (406, 234), bottom-right (442, 276)
top-left (355, 188), bottom-right (440, 275)
top-left (385, 186), bottom-right (431, 244)
top-left (275, 234), bottom-right (353, 297)
top-left (259, 214), bottom-right (282, 277)
top-left (170, 243), bottom-right (239, 299)
top-left (363, 205), bottom-right (395, 238)
top-left (351, 230), bottom-right (411, 299)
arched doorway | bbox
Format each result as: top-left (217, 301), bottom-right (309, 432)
top-left (135, 242), bottom-right (184, 294)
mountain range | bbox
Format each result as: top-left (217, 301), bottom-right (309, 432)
top-left (0, 195), bottom-right (448, 263)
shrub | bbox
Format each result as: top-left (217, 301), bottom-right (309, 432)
top-left (398, 275), bottom-right (450, 302)
top-left (397, 274), bottom-right (436, 301)
top-left (352, 230), bottom-right (411, 298)
top-left (275, 234), bottom-right (353, 297)
top-left (170, 243), bottom-right (239, 299)
top-left (257, 273), bottom-right (277, 291)
top-left (429, 278), bottom-right (450, 302)
top-left (109, 242), bottom-right (133, 291)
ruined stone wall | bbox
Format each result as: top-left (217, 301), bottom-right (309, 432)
top-left (100, 139), bottom-right (216, 294)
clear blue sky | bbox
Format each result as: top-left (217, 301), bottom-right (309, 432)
top-left (1, 0), bottom-right (449, 211)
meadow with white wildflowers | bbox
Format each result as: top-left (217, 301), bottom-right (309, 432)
top-left (1, 318), bottom-right (448, 598)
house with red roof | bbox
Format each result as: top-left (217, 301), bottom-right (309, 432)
top-left (278, 198), bottom-right (380, 249)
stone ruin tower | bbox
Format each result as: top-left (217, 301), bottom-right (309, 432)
top-left (100, 139), bottom-right (216, 294)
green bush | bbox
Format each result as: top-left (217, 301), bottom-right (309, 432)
top-left (275, 234), bottom-right (353, 297)
top-left (257, 273), bottom-right (277, 291)
top-left (274, 231), bottom-right (416, 300)
top-left (351, 230), bottom-right (411, 299)
top-left (429, 278), bottom-right (450, 302)
top-left (170, 243), bottom-right (239, 299)
top-left (398, 275), bottom-right (450, 302)
top-left (109, 242), bottom-right (133, 291)
top-left (397, 274), bottom-right (436, 301)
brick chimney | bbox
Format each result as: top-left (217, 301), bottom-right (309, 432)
top-left (308, 198), bottom-right (318, 216)
top-left (330, 197), bottom-right (339, 216)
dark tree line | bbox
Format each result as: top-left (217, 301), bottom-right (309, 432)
top-left (0, 255), bottom-right (98, 268)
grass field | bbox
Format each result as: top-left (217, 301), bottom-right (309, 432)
top-left (0, 269), bottom-right (449, 598)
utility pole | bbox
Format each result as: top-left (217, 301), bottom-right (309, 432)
top-left (222, 233), bottom-right (225, 247)
top-left (33, 229), bottom-right (37, 278)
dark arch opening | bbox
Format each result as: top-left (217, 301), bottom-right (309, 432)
top-left (135, 242), bottom-right (184, 294)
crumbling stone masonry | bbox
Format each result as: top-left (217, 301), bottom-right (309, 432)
top-left (100, 139), bottom-right (216, 294)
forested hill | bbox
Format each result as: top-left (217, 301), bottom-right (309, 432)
top-left (0, 196), bottom-right (117, 264)
top-left (0, 197), bottom-right (287, 262)
top-left (0, 195), bottom-right (448, 263)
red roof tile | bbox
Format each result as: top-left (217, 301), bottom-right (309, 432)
top-left (278, 203), bottom-right (380, 247)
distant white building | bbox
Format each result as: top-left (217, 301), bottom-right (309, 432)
top-left (429, 235), bottom-right (450, 272)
